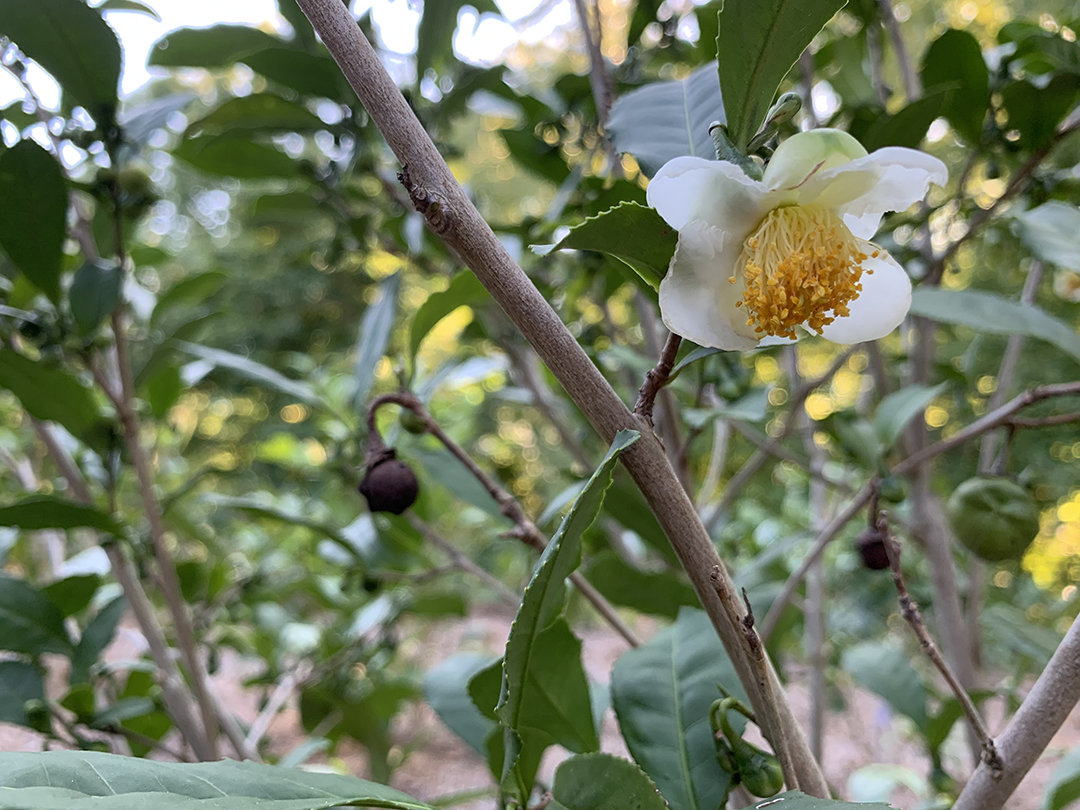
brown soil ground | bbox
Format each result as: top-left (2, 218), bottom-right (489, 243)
top-left (1, 606), bottom-right (1076, 809)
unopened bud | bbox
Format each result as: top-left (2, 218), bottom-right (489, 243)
top-left (856, 527), bottom-right (890, 570)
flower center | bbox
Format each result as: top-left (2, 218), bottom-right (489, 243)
top-left (731, 205), bottom-right (877, 340)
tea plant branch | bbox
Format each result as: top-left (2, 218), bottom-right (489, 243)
top-left (367, 392), bottom-right (641, 646)
top-left (634, 332), bottom-right (682, 426)
top-left (406, 513), bottom-right (522, 606)
top-left (711, 569), bottom-right (798, 791)
top-left (878, 512), bottom-right (1003, 773)
top-left (953, 615), bottom-right (1080, 810)
top-left (636, 297), bottom-right (688, 488)
top-left (29, 419), bottom-right (215, 760)
top-left (298, 1), bottom-right (828, 792)
top-left (93, 318), bottom-right (223, 758)
top-left (876, 0), bottom-right (919, 100)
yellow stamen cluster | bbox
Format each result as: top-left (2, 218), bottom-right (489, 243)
top-left (731, 205), bottom-right (877, 340)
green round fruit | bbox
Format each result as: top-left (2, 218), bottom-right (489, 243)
top-left (946, 477), bottom-right (1040, 562)
top-left (399, 410), bottom-right (427, 435)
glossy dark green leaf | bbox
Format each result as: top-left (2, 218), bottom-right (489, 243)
top-left (173, 135), bottom-right (300, 179)
top-left (550, 753), bottom-right (668, 810)
top-left (603, 478), bottom-right (679, 567)
top-left (1001, 73), bottom-right (1080, 151)
top-left (0, 573), bottom-right (72, 656)
top-left (497, 431), bottom-right (640, 796)
top-left (717, 0), bottom-right (847, 149)
top-left (354, 272), bottom-right (401, 407)
top-left (151, 270), bottom-right (228, 324)
top-left (185, 93), bottom-right (327, 137)
top-left (610, 608), bottom-right (745, 810)
top-left (0, 0), bottom-right (121, 117)
top-left (920, 29), bottom-right (989, 143)
top-left (0, 350), bottom-right (102, 438)
top-left (149, 25), bottom-right (285, 68)
top-left (842, 641), bottom-right (928, 730)
top-left (0, 495), bottom-right (123, 536)
top-left (583, 551), bottom-right (698, 619)
top-left (144, 362), bottom-right (184, 420)
top-left (71, 596), bottom-right (127, 685)
top-left (70, 261), bottom-right (123, 334)
top-left (0, 140), bottom-right (67, 302)
top-left (909, 288), bottom-right (1080, 365)
top-left (424, 653), bottom-right (499, 756)
top-left (549, 202), bottom-right (676, 290)
top-left (242, 48), bottom-right (350, 101)
top-left (416, 0), bottom-right (499, 76)
top-left (500, 128), bottom-right (571, 183)
top-left (1014, 201), bottom-right (1080, 271)
top-left (608, 63), bottom-right (725, 177)
top-left (862, 87), bottom-right (952, 150)
top-left (410, 271), bottom-right (489, 359)
top-left (0, 661), bottom-right (45, 727)
top-left (176, 342), bottom-right (328, 410)
top-left (42, 575), bottom-right (100, 617)
top-left (873, 383), bottom-right (949, 450)
top-left (0, 751), bottom-right (435, 809)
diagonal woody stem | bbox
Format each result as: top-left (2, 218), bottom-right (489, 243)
top-left (298, 0), bottom-right (828, 793)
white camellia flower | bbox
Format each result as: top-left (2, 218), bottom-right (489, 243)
top-left (647, 128), bottom-right (948, 350)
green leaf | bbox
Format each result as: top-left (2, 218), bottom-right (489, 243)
top-left (610, 607), bottom-right (744, 810)
top-left (550, 753), bottom-right (668, 810)
top-left (242, 48), bottom-right (351, 101)
top-left (0, 495), bottom-right (122, 536)
top-left (91, 696), bottom-right (156, 730)
top-left (862, 87), bottom-right (953, 150)
top-left (71, 596), bottom-right (127, 685)
top-left (608, 62), bottom-right (725, 177)
top-left (717, 0), bottom-right (848, 149)
top-left (549, 202), bottom-right (677, 291)
top-left (841, 641), bottom-right (928, 730)
top-left (98, 0), bottom-right (161, 20)
top-left (70, 261), bottom-right (123, 334)
top-left (42, 575), bottom-right (100, 617)
top-left (682, 388), bottom-right (771, 428)
top-left (909, 288), bottom-right (1080, 366)
top-left (0, 661), bottom-right (45, 727)
top-left (1044, 746), bottom-right (1080, 810)
top-left (415, 447), bottom-right (509, 522)
top-left (185, 94), bottom-right (328, 137)
top-left (354, 272), bottom-right (401, 407)
top-left (416, 0), bottom-right (499, 76)
top-left (0, 573), bottom-right (73, 656)
top-left (1014, 201), bottom-right (1080, 271)
top-left (410, 272), bottom-right (489, 359)
top-left (173, 134), bottom-right (300, 179)
top-left (736, 791), bottom-right (894, 809)
top-left (175, 342), bottom-right (329, 410)
top-left (872, 383), bottom-right (949, 450)
top-left (497, 431), bottom-right (640, 795)
top-left (144, 363), bottom-right (184, 420)
top-left (1001, 74), bottom-right (1080, 150)
top-left (920, 29), bottom-right (989, 143)
top-left (424, 653), bottom-right (499, 756)
top-left (0, 140), bottom-right (67, 302)
top-left (583, 551), bottom-right (698, 619)
top-left (149, 25), bottom-right (285, 68)
top-left (0, 0), bottom-right (121, 118)
top-left (0, 751), bottom-right (435, 809)
top-left (151, 270), bottom-right (228, 324)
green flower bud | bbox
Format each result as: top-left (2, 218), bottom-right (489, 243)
top-left (710, 698), bottom-right (784, 798)
top-left (763, 128), bottom-right (867, 191)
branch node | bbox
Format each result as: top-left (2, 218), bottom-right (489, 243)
top-left (634, 333), bottom-right (681, 426)
top-left (397, 164), bottom-right (453, 234)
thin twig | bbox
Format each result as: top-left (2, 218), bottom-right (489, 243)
top-left (636, 297), bottom-right (687, 488)
top-left (876, 0), bottom-right (919, 101)
top-left (244, 666), bottom-right (307, 752)
top-left (407, 513), bottom-right (522, 606)
top-left (634, 332), bottom-right (682, 426)
top-left (367, 392), bottom-right (641, 647)
top-left (877, 512), bottom-right (1003, 773)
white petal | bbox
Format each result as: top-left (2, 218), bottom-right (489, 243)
top-left (647, 157), bottom-right (771, 233)
top-left (843, 211), bottom-right (884, 241)
top-left (816, 248), bottom-right (912, 344)
top-left (796, 147), bottom-right (949, 218)
top-left (658, 219), bottom-right (760, 350)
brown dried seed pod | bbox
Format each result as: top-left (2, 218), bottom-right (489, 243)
top-left (358, 451), bottom-right (420, 515)
top-left (856, 527), bottom-right (890, 571)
